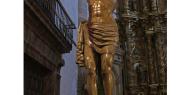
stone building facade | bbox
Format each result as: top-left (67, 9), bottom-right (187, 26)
top-left (117, 0), bottom-right (167, 95)
top-left (24, 0), bottom-right (75, 95)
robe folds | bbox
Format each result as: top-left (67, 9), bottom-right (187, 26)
top-left (76, 21), bottom-right (119, 67)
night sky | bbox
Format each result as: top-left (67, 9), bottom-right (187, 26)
top-left (60, 0), bottom-right (78, 95)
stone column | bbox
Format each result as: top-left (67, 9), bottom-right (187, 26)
top-left (155, 31), bottom-right (167, 95)
top-left (127, 51), bottom-right (138, 95)
top-left (126, 20), bottom-right (139, 95)
top-left (145, 29), bottom-right (158, 95)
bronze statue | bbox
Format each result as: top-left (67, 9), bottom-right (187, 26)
top-left (76, 0), bottom-right (118, 95)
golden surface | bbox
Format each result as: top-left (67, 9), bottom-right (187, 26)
top-left (76, 0), bottom-right (118, 95)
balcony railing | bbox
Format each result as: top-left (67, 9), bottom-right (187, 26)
top-left (34, 0), bottom-right (76, 46)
